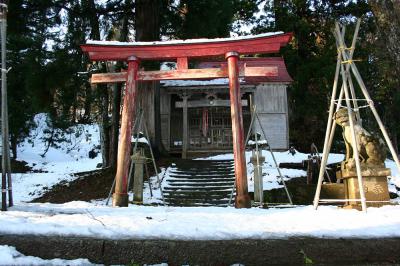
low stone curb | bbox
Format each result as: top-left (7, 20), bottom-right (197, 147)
top-left (0, 235), bottom-right (399, 265)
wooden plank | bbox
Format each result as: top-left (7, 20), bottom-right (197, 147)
top-left (81, 33), bottom-right (292, 61)
top-left (91, 72), bottom-right (126, 83)
top-left (244, 66), bottom-right (278, 77)
top-left (140, 68), bottom-right (230, 81)
top-left (175, 99), bottom-right (247, 108)
top-left (91, 66), bottom-right (278, 84)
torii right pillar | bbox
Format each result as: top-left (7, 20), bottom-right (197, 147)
top-left (226, 52), bottom-right (251, 208)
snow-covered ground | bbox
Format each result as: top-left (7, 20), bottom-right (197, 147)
top-left (12, 113), bottom-right (102, 203)
top-left (2, 201), bottom-right (400, 240)
top-left (0, 245), bottom-right (97, 266)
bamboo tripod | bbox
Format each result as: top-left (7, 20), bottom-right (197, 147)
top-left (0, 1), bottom-right (12, 211)
top-left (228, 104), bottom-right (293, 207)
top-left (106, 107), bottom-right (165, 205)
top-left (313, 19), bottom-right (400, 212)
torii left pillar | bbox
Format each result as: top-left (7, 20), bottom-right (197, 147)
top-left (113, 56), bottom-right (140, 207)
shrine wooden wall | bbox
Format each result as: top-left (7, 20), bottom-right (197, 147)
top-left (253, 83), bottom-right (289, 150)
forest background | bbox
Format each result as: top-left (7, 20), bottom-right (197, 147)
top-left (6, 0), bottom-right (400, 168)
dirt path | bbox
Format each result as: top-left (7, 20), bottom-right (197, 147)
top-left (31, 168), bottom-right (114, 203)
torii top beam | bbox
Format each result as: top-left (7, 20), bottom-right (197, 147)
top-left (81, 32), bottom-right (292, 61)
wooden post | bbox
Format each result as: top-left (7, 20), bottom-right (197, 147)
top-left (226, 52), bottom-right (251, 208)
top-left (1, 2), bottom-right (9, 211)
top-left (182, 94), bottom-right (189, 159)
top-left (113, 56), bottom-right (139, 207)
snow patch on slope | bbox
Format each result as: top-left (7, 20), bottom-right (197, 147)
top-left (12, 113), bottom-right (102, 203)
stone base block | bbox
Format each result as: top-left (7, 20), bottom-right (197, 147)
top-left (343, 175), bottom-right (390, 209)
top-left (321, 183), bottom-right (345, 200)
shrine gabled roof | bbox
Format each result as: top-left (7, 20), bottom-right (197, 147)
top-left (161, 57), bottom-right (292, 87)
top-left (81, 32), bottom-right (292, 61)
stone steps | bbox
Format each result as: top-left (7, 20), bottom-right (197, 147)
top-left (163, 159), bottom-right (235, 207)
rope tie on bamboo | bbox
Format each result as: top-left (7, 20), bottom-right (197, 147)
top-left (113, 192), bottom-right (127, 195)
top-left (337, 46), bottom-right (354, 53)
top-left (341, 59), bottom-right (362, 64)
top-left (332, 101), bottom-right (371, 111)
top-left (1, 67), bottom-right (11, 73)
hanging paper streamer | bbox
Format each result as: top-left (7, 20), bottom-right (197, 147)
top-left (202, 107), bottom-right (209, 137)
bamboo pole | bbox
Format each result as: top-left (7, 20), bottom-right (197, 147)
top-left (142, 113), bottom-right (165, 204)
top-left (340, 65), bottom-right (367, 212)
top-left (255, 113), bottom-right (293, 205)
top-left (348, 20), bottom-right (361, 123)
top-left (313, 20), bottom-right (361, 209)
top-left (312, 37), bottom-right (342, 209)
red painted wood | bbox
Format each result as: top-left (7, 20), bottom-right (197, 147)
top-left (92, 72), bottom-right (127, 83)
top-left (226, 52), bottom-right (251, 208)
top-left (81, 33), bottom-right (292, 61)
top-left (198, 57), bottom-right (293, 83)
top-left (141, 68), bottom-right (228, 80)
top-left (177, 57), bottom-right (188, 70)
top-left (113, 57), bottom-right (139, 207)
top-left (91, 66), bottom-right (278, 84)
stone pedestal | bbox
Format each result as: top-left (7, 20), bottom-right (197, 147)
top-left (131, 151), bottom-right (147, 204)
top-left (250, 151), bottom-right (265, 203)
top-left (339, 163), bottom-right (391, 209)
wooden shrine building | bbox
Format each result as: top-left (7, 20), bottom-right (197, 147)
top-left (81, 32), bottom-right (292, 208)
top-left (160, 57), bottom-right (292, 157)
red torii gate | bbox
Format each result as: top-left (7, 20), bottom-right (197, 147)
top-left (81, 32), bottom-right (292, 208)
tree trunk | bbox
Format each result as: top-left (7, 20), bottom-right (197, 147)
top-left (100, 85), bottom-right (110, 167)
top-left (110, 83), bottom-right (121, 169)
top-left (10, 136), bottom-right (17, 160)
top-left (370, 1), bottom-right (400, 155)
top-left (109, 8), bottom-right (130, 169)
top-left (391, 128), bottom-right (399, 156)
top-left (83, 84), bottom-right (92, 122)
top-left (135, 0), bottom-right (163, 155)
top-left (82, 0), bottom-right (112, 167)
top-left (370, 1), bottom-right (400, 77)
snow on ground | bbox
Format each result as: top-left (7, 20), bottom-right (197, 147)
top-left (1, 202), bottom-right (400, 240)
top-left (12, 113), bottom-right (101, 203)
top-left (0, 245), bottom-right (97, 266)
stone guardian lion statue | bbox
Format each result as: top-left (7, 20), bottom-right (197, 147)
top-left (334, 108), bottom-right (386, 168)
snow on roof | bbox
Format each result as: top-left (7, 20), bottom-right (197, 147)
top-left (86, 32), bottom-right (284, 46)
top-left (161, 78), bottom-right (245, 87)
